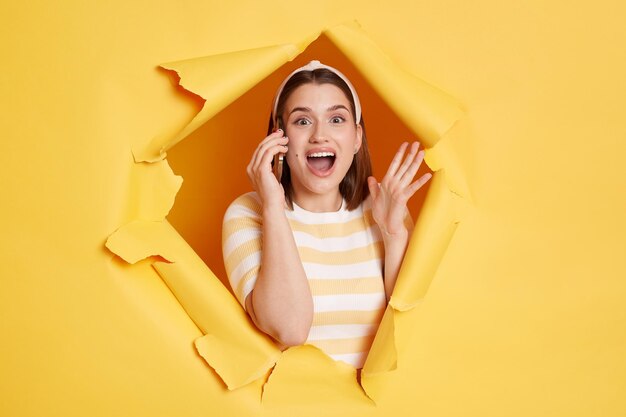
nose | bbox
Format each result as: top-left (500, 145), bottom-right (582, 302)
top-left (309, 122), bottom-right (329, 143)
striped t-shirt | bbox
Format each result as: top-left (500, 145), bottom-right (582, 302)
top-left (222, 191), bottom-right (389, 368)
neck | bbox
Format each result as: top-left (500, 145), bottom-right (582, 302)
top-left (292, 189), bottom-right (343, 213)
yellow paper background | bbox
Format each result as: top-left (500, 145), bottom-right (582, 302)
top-left (2, 1), bottom-right (625, 416)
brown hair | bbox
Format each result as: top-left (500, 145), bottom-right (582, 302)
top-left (268, 68), bottom-right (372, 211)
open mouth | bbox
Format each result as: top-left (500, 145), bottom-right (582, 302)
top-left (306, 151), bottom-right (336, 176)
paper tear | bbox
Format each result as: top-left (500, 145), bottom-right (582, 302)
top-left (261, 345), bottom-right (373, 406)
top-left (424, 118), bottom-right (472, 200)
top-left (360, 305), bottom-right (397, 401)
top-left (390, 171), bottom-right (461, 311)
top-left (106, 220), bottom-right (179, 264)
top-left (362, 304), bottom-right (397, 375)
top-left (260, 364), bottom-right (277, 401)
top-left (127, 159), bottom-right (183, 221)
top-left (195, 334), bottom-right (280, 390)
top-left (324, 21), bottom-right (464, 147)
top-left (149, 225), bottom-right (282, 390)
top-left (107, 220), bottom-right (282, 390)
top-left (133, 42), bottom-right (312, 163)
top-left (105, 19), bottom-right (469, 401)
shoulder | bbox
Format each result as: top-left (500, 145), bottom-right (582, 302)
top-left (222, 192), bottom-right (263, 241)
top-left (223, 192), bottom-right (262, 222)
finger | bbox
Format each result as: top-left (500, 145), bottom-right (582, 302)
top-left (399, 149), bottom-right (425, 187)
top-left (394, 141), bottom-right (420, 180)
top-left (367, 176), bottom-right (380, 200)
top-left (247, 153), bottom-right (258, 185)
top-left (405, 172), bottom-right (433, 198)
top-left (257, 143), bottom-right (289, 176)
top-left (248, 146), bottom-right (262, 177)
top-left (384, 142), bottom-right (409, 180)
top-left (253, 135), bottom-right (289, 173)
top-left (250, 130), bottom-right (286, 170)
top-left (251, 130), bottom-right (285, 168)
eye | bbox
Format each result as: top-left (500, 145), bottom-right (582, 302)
top-left (330, 116), bottom-right (345, 124)
top-left (294, 118), bottom-right (311, 126)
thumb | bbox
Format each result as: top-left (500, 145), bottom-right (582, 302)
top-left (367, 176), bottom-right (379, 200)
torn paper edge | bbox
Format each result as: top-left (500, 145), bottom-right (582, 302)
top-left (104, 19), bottom-right (470, 404)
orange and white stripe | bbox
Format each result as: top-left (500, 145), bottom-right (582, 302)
top-left (222, 192), bottom-right (389, 368)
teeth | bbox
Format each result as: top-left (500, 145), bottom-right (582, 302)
top-left (308, 152), bottom-right (335, 158)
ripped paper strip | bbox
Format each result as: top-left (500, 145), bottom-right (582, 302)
top-left (133, 40), bottom-right (314, 163)
top-left (106, 20), bottom-right (468, 403)
top-left (262, 345), bottom-right (370, 407)
top-left (107, 219), bottom-right (281, 389)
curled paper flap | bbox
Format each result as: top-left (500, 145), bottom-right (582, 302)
top-left (133, 43), bottom-right (310, 162)
top-left (359, 305), bottom-right (397, 401)
top-left (261, 345), bottom-right (371, 406)
top-left (153, 248), bottom-right (281, 388)
top-left (324, 21), bottom-right (464, 147)
top-left (195, 334), bottom-right (280, 390)
top-left (152, 248), bottom-right (281, 389)
top-left (109, 219), bottom-right (281, 389)
top-left (362, 304), bottom-right (397, 376)
top-left (424, 119), bottom-right (472, 200)
top-left (390, 171), bottom-right (461, 311)
top-left (106, 220), bottom-right (179, 264)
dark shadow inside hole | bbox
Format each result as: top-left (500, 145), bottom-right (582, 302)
top-left (167, 34), bottom-right (433, 291)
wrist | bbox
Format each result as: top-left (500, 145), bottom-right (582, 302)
top-left (262, 202), bottom-right (286, 217)
top-left (381, 227), bottom-right (409, 244)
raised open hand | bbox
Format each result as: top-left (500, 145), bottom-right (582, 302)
top-left (367, 141), bottom-right (432, 238)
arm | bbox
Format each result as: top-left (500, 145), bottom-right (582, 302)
top-left (367, 142), bottom-right (431, 300)
top-left (380, 226), bottom-right (410, 301)
top-left (244, 129), bottom-right (313, 347)
top-left (245, 204), bottom-right (313, 347)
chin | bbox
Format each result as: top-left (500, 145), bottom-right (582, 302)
top-left (303, 180), bottom-right (341, 196)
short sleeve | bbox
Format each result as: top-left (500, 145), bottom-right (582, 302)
top-left (222, 192), bottom-right (263, 309)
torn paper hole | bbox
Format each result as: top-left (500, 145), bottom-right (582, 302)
top-left (106, 20), bottom-right (468, 404)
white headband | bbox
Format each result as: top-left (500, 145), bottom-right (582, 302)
top-left (271, 60), bottom-right (362, 127)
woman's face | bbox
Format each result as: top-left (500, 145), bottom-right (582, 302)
top-left (282, 82), bottom-right (363, 202)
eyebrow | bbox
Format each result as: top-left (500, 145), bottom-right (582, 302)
top-left (288, 104), bottom-right (351, 116)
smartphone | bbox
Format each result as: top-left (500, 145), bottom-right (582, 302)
top-left (273, 152), bottom-right (284, 183)
top-left (272, 120), bottom-right (285, 182)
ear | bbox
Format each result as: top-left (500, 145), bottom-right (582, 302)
top-left (354, 123), bottom-right (363, 153)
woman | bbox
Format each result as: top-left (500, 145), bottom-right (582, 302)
top-left (222, 60), bottom-right (431, 368)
